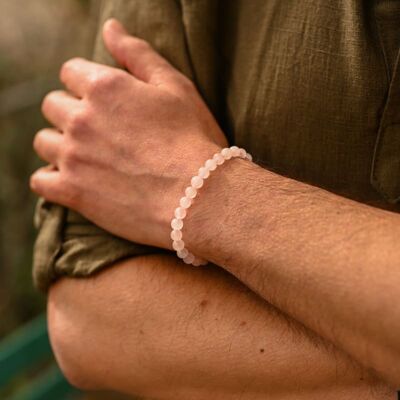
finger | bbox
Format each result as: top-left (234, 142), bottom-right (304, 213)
top-left (42, 90), bottom-right (82, 130)
top-left (30, 166), bottom-right (63, 204)
top-left (103, 18), bottom-right (183, 87)
top-left (60, 57), bottom-right (131, 98)
top-left (33, 128), bottom-right (63, 166)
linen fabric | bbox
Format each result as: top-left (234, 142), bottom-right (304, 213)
top-left (33, 0), bottom-right (400, 292)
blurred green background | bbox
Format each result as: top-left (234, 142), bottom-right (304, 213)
top-left (0, 1), bottom-right (131, 398)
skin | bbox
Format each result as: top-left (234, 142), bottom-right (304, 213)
top-left (31, 19), bottom-right (399, 397)
top-left (31, 20), bottom-right (225, 250)
top-left (48, 255), bottom-right (393, 400)
top-left (184, 159), bottom-right (400, 387)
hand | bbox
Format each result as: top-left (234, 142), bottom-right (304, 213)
top-left (31, 19), bottom-right (227, 249)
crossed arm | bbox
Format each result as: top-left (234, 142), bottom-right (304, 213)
top-left (31, 19), bottom-right (400, 397)
top-left (48, 255), bottom-right (392, 399)
top-left (183, 158), bottom-right (400, 386)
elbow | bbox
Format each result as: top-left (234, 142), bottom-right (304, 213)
top-left (47, 279), bottom-right (103, 391)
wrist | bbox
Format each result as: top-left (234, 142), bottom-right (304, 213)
top-left (157, 139), bottom-right (223, 250)
top-left (183, 156), bottom-right (258, 265)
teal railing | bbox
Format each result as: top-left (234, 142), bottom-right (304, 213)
top-left (0, 314), bottom-right (80, 400)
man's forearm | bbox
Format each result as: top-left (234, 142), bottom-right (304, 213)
top-left (47, 254), bottom-right (392, 399)
top-left (186, 158), bottom-right (400, 386)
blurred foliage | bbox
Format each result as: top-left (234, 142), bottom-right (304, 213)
top-left (0, 0), bottom-right (96, 338)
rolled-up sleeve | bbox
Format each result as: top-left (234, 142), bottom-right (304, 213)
top-left (32, 0), bottom-right (198, 292)
top-left (33, 199), bottom-right (163, 292)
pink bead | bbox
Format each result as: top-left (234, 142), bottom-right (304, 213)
top-left (221, 148), bottom-right (232, 159)
top-left (185, 186), bottom-right (197, 199)
top-left (180, 196), bottom-right (192, 209)
top-left (183, 253), bottom-right (195, 264)
top-left (170, 229), bottom-right (182, 241)
top-left (170, 146), bottom-right (253, 267)
top-left (213, 153), bottom-right (225, 165)
top-left (198, 166), bottom-right (210, 179)
top-left (191, 176), bottom-right (204, 189)
top-left (171, 218), bottom-right (183, 230)
top-left (172, 240), bottom-right (185, 251)
top-left (175, 207), bottom-right (187, 219)
top-left (192, 258), bottom-right (203, 267)
top-left (230, 145), bottom-right (240, 157)
top-left (177, 248), bottom-right (189, 259)
top-left (205, 158), bottom-right (217, 171)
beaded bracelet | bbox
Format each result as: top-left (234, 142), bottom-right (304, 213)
top-left (170, 146), bottom-right (253, 266)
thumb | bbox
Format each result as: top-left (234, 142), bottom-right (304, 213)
top-left (102, 18), bottom-right (179, 86)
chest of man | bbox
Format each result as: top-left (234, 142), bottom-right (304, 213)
top-left (96, 0), bottom-right (400, 210)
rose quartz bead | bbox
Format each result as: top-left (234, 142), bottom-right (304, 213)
top-left (192, 258), bottom-right (203, 267)
top-left (172, 240), bottom-right (185, 251)
top-left (221, 147), bottom-right (232, 159)
top-left (198, 166), bottom-right (210, 179)
top-left (180, 196), bottom-right (192, 209)
top-left (185, 186), bottom-right (197, 199)
top-left (191, 175), bottom-right (204, 189)
top-left (239, 148), bottom-right (247, 158)
top-left (174, 207), bottom-right (187, 219)
top-left (230, 145), bottom-right (240, 157)
top-left (177, 248), bottom-right (189, 259)
top-left (171, 218), bottom-right (183, 230)
top-left (213, 153), bottom-right (225, 165)
top-left (205, 158), bottom-right (217, 171)
top-left (183, 253), bottom-right (195, 264)
top-left (170, 229), bottom-right (182, 241)
top-left (170, 147), bottom-right (253, 266)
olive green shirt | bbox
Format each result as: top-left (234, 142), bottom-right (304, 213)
top-left (33, 0), bottom-right (400, 292)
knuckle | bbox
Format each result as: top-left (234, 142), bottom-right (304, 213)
top-left (87, 69), bottom-right (125, 95)
top-left (172, 78), bottom-right (199, 105)
top-left (178, 75), bottom-right (196, 93)
top-left (128, 37), bottom-right (151, 52)
top-left (66, 111), bottom-right (89, 134)
top-left (60, 174), bottom-right (83, 208)
top-left (62, 142), bottom-right (80, 166)
top-left (85, 77), bottom-right (98, 94)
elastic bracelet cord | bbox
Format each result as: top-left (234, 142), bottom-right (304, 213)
top-left (170, 146), bottom-right (253, 266)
